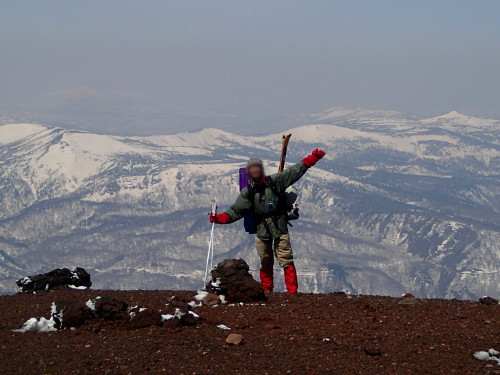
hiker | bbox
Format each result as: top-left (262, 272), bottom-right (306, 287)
top-left (209, 149), bottom-right (326, 293)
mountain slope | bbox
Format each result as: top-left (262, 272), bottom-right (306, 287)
top-left (0, 108), bottom-right (499, 298)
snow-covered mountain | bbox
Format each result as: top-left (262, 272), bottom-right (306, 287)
top-left (0, 107), bottom-right (499, 298)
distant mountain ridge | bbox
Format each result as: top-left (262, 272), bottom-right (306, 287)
top-left (0, 108), bottom-right (499, 298)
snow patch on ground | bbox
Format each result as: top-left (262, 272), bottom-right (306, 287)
top-left (474, 348), bottom-right (500, 365)
top-left (68, 285), bottom-right (88, 290)
top-left (217, 324), bottom-right (231, 330)
top-left (86, 296), bottom-right (100, 317)
top-left (188, 311), bottom-right (200, 318)
top-left (194, 290), bottom-right (208, 301)
top-left (13, 302), bottom-right (62, 333)
top-left (160, 308), bottom-right (185, 322)
top-left (13, 317), bottom-right (57, 333)
top-left (129, 305), bottom-right (147, 319)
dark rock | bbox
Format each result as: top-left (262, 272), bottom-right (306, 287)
top-left (54, 300), bottom-right (87, 328)
top-left (16, 267), bottom-right (91, 293)
top-left (479, 296), bottom-right (499, 305)
top-left (94, 296), bottom-right (128, 320)
top-left (162, 317), bottom-right (182, 329)
top-left (206, 258), bottom-right (265, 303)
top-left (363, 347), bottom-right (382, 356)
top-left (180, 311), bottom-right (202, 326)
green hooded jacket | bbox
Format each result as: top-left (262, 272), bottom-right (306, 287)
top-left (224, 161), bottom-right (309, 240)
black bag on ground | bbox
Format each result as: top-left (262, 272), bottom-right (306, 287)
top-left (17, 267), bottom-right (91, 293)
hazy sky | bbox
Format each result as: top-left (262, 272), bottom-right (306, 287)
top-left (1, 1), bottom-right (499, 135)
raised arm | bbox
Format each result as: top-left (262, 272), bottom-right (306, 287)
top-left (273, 149), bottom-right (326, 192)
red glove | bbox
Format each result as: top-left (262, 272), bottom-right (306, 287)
top-left (303, 149), bottom-right (326, 167)
top-left (209, 212), bottom-right (231, 224)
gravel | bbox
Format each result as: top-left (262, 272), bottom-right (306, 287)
top-left (1, 288), bottom-right (499, 374)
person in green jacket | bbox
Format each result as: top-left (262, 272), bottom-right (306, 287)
top-left (210, 149), bottom-right (326, 293)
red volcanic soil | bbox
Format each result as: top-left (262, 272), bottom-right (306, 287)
top-left (0, 289), bottom-right (499, 375)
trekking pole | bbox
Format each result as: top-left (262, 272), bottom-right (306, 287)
top-left (204, 200), bottom-right (217, 287)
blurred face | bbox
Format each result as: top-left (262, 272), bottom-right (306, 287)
top-left (248, 165), bottom-right (264, 180)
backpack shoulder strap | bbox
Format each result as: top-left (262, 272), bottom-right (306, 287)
top-left (245, 183), bottom-right (256, 202)
top-left (265, 176), bottom-right (276, 192)
top-left (266, 177), bottom-right (283, 198)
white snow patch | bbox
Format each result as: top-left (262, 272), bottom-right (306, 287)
top-left (85, 296), bottom-right (100, 317)
top-left (161, 314), bottom-right (175, 321)
top-left (188, 301), bottom-right (202, 307)
top-left (217, 324), bottom-right (231, 330)
top-left (474, 351), bottom-right (491, 361)
top-left (188, 311), bottom-right (200, 318)
top-left (194, 290), bottom-right (208, 301)
top-left (161, 308), bottom-right (185, 322)
top-left (68, 285), bottom-right (88, 290)
top-left (0, 123), bottom-right (46, 144)
top-left (13, 317), bottom-right (57, 333)
top-left (18, 277), bottom-right (31, 285)
top-left (13, 302), bottom-right (61, 333)
top-left (129, 305), bottom-right (147, 319)
top-left (86, 299), bottom-right (96, 312)
top-left (473, 348), bottom-right (500, 365)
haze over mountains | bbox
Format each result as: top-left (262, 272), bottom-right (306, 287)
top-left (0, 107), bottom-right (498, 298)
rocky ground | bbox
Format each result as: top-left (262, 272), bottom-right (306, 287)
top-left (0, 288), bottom-right (499, 375)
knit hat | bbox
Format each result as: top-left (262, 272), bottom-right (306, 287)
top-left (246, 158), bottom-right (264, 170)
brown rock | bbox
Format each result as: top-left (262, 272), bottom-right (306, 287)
top-left (127, 309), bottom-right (158, 329)
top-left (226, 333), bottom-right (244, 345)
top-left (202, 293), bottom-right (221, 307)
